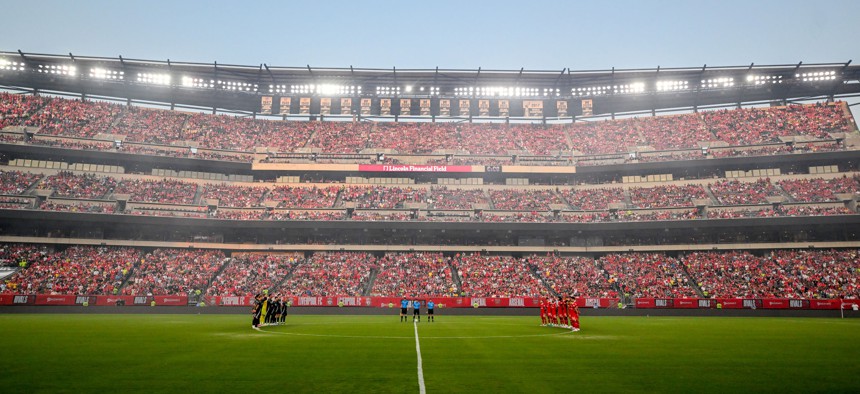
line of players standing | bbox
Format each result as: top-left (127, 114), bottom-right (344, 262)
top-left (540, 297), bottom-right (580, 331)
top-left (400, 298), bottom-right (435, 322)
top-left (251, 293), bottom-right (288, 329)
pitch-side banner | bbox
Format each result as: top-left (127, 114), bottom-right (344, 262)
top-left (260, 96), bottom-right (273, 114)
top-left (320, 98), bottom-right (332, 115)
top-left (498, 100), bottom-right (510, 117)
top-left (400, 99), bottom-right (411, 116)
top-left (358, 164), bottom-right (472, 172)
top-left (341, 98), bottom-right (353, 115)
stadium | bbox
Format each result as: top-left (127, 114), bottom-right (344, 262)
top-left (2, 6), bottom-right (860, 391)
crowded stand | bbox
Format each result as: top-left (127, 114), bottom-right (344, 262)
top-left (37, 171), bottom-right (117, 199)
top-left (528, 255), bottom-right (616, 297)
top-left (338, 185), bottom-right (424, 209)
top-left (268, 185), bottom-right (340, 209)
top-left (201, 184), bottom-right (267, 208)
top-left (768, 249), bottom-right (860, 299)
top-left (489, 189), bottom-right (564, 211)
top-left (182, 113), bottom-right (310, 152)
top-left (628, 184), bottom-right (709, 208)
top-left (457, 123), bottom-right (522, 154)
top-left (308, 121), bottom-right (374, 153)
top-left (0, 243), bottom-right (53, 268)
top-left (40, 201), bottom-right (115, 213)
top-left (426, 186), bottom-right (489, 210)
top-left (113, 178), bottom-right (198, 204)
top-left (599, 253), bottom-right (697, 298)
top-left (267, 210), bottom-right (345, 221)
top-left (368, 122), bottom-right (459, 154)
top-left (615, 209), bottom-right (699, 222)
top-left (126, 206), bottom-right (209, 218)
top-left (122, 249), bottom-right (226, 296)
top-left (682, 251), bottom-right (788, 298)
top-left (710, 145), bottom-right (791, 158)
top-left (206, 254), bottom-right (299, 296)
top-left (479, 211), bottom-right (550, 222)
top-left (370, 252), bottom-right (458, 297)
top-left (778, 176), bottom-right (860, 202)
top-left (509, 124), bottom-right (571, 155)
top-left (211, 209), bottom-right (266, 220)
top-left (111, 106), bottom-right (188, 145)
top-left (0, 196), bottom-right (31, 209)
top-left (558, 212), bottom-right (614, 223)
top-left (351, 211), bottom-right (412, 221)
top-left (24, 98), bottom-right (122, 138)
top-left (708, 178), bottom-right (780, 205)
top-left (3, 246), bottom-right (139, 295)
top-left (0, 92), bottom-right (47, 128)
top-left (700, 103), bottom-right (853, 145)
top-left (0, 170), bottom-right (42, 195)
top-left (454, 253), bottom-right (548, 297)
top-left (281, 252), bottom-right (377, 296)
top-left (559, 187), bottom-right (623, 210)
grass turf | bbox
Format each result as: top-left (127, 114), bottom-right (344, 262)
top-left (0, 314), bottom-right (858, 393)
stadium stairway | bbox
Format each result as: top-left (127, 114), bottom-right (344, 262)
top-left (191, 184), bottom-right (204, 205)
top-left (680, 263), bottom-right (706, 298)
top-left (775, 184), bottom-right (798, 203)
top-left (361, 268), bottom-right (379, 296)
top-left (201, 257), bottom-right (235, 300)
top-left (529, 263), bottom-right (559, 297)
top-left (702, 185), bottom-right (721, 206)
top-left (447, 259), bottom-right (464, 296)
top-left (272, 257), bottom-right (304, 293)
top-left (115, 256), bottom-right (144, 294)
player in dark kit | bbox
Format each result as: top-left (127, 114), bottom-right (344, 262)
top-left (400, 298), bottom-right (409, 322)
top-left (251, 294), bottom-right (264, 329)
top-left (427, 300), bottom-right (435, 322)
top-left (412, 299), bottom-right (421, 322)
top-left (265, 296), bottom-right (277, 325)
top-left (279, 297), bottom-right (288, 324)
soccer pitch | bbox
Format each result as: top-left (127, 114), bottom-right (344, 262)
top-left (1, 314), bottom-right (858, 393)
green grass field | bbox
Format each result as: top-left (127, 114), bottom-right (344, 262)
top-left (0, 313), bottom-right (858, 393)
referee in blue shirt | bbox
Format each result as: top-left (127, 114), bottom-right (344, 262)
top-left (412, 299), bottom-right (421, 322)
top-left (427, 300), bottom-right (435, 322)
top-left (400, 298), bottom-right (409, 322)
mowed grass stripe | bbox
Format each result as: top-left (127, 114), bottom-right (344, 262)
top-left (0, 314), bottom-right (858, 393)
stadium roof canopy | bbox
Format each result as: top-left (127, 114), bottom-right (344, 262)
top-left (1, 50), bottom-right (859, 118)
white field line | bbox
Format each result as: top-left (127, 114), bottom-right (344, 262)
top-left (414, 320), bottom-right (426, 394)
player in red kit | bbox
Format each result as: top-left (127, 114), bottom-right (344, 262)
top-left (539, 297), bottom-right (548, 326)
top-left (569, 298), bottom-right (580, 332)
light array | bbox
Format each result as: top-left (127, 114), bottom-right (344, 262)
top-left (797, 71), bottom-right (837, 82)
top-left (136, 73), bottom-right (171, 86)
top-left (218, 80), bottom-right (257, 92)
top-left (542, 88), bottom-right (561, 96)
top-left (455, 86), bottom-right (542, 97)
top-left (701, 77), bottom-right (734, 89)
top-left (181, 77), bottom-right (214, 88)
top-left (656, 80), bottom-right (689, 92)
top-left (89, 68), bottom-right (124, 80)
top-left (376, 86), bottom-right (401, 95)
top-left (612, 83), bottom-right (645, 94)
top-left (37, 64), bottom-right (76, 76)
top-left (572, 86), bottom-right (609, 96)
top-left (0, 59), bottom-right (26, 72)
top-left (270, 84), bottom-right (288, 94)
top-left (289, 84), bottom-right (360, 95)
top-left (746, 75), bottom-right (783, 86)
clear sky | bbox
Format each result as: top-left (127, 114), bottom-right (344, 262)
top-left (1, 0), bottom-right (857, 71)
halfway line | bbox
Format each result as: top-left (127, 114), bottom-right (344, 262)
top-left (414, 320), bottom-right (426, 394)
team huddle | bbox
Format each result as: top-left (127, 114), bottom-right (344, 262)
top-left (400, 298), bottom-right (435, 322)
top-left (540, 297), bottom-right (580, 331)
top-left (251, 293), bottom-right (288, 329)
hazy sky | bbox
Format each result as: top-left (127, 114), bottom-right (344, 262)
top-left (1, 0), bottom-right (857, 71)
